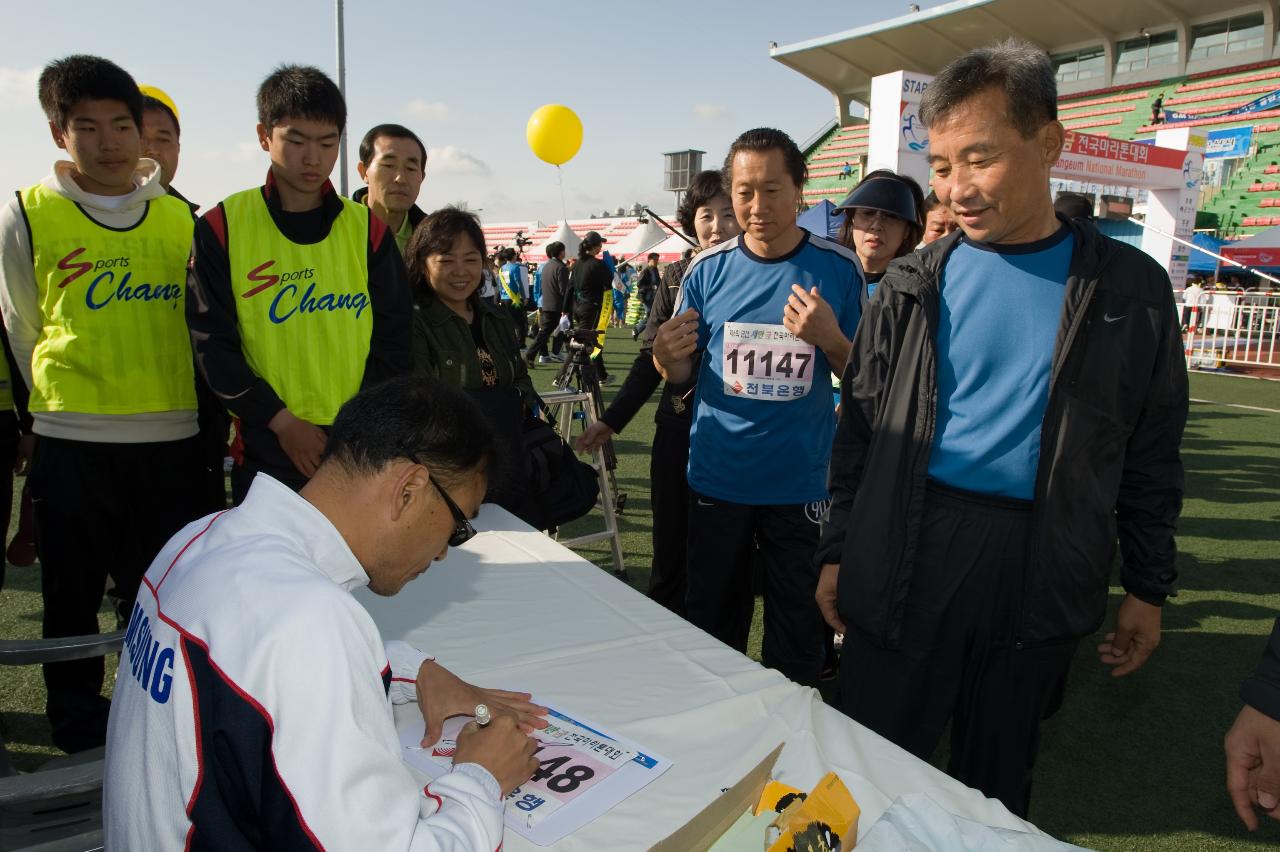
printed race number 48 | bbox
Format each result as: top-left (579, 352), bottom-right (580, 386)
top-left (522, 744), bottom-right (616, 804)
top-left (532, 755), bottom-right (595, 793)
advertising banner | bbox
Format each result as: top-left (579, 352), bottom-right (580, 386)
top-left (1164, 89), bottom-right (1280, 123)
top-left (1054, 131), bottom-right (1190, 188)
top-left (1204, 126), bottom-right (1253, 160)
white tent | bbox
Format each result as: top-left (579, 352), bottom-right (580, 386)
top-left (609, 220), bottom-right (670, 261)
top-left (1220, 224), bottom-right (1280, 269)
top-left (648, 232), bottom-right (698, 262)
top-left (537, 221), bottom-right (581, 259)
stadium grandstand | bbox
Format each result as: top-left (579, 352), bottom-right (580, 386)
top-left (773, 0), bottom-right (1280, 236)
top-left (771, 0), bottom-right (1280, 379)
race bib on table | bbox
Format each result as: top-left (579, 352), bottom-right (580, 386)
top-left (722, 322), bottom-right (816, 401)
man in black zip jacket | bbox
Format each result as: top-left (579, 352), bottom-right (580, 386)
top-left (525, 241), bottom-right (568, 363)
top-left (815, 40), bottom-right (1188, 818)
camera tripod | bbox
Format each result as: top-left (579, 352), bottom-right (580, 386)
top-left (552, 330), bottom-right (628, 521)
top-left (553, 333), bottom-right (618, 472)
top-left (540, 330), bottom-right (629, 577)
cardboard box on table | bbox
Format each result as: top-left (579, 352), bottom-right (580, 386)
top-left (649, 744), bottom-right (859, 852)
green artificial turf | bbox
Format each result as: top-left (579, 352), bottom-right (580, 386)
top-left (2, 330), bottom-right (1277, 850)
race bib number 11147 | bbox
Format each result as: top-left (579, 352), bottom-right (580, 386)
top-left (722, 322), bottom-right (816, 402)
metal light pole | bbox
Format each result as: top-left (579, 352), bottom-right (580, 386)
top-left (335, 0), bottom-right (349, 196)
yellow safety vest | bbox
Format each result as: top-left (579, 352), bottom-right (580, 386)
top-left (19, 184), bottom-right (196, 415)
top-left (223, 188), bottom-right (371, 425)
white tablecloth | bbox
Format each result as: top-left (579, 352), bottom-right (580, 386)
top-left (354, 507), bottom-right (1042, 851)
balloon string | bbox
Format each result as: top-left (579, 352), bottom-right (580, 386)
top-left (557, 165), bottom-right (568, 223)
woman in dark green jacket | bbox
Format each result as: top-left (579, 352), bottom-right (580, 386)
top-left (404, 206), bottom-right (539, 518)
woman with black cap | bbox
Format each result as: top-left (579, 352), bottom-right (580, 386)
top-left (834, 170), bottom-right (925, 309)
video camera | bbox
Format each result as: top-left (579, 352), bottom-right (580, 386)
top-left (563, 328), bottom-right (603, 350)
top-left (513, 230), bottom-right (533, 249)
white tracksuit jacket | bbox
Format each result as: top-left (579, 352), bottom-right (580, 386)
top-left (103, 474), bottom-right (504, 851)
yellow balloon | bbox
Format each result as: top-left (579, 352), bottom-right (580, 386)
top-left (526, 104), bottom-right (583, 166)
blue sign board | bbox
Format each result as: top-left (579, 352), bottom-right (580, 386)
top-left (1204, 126), bottom-right (1253, 160)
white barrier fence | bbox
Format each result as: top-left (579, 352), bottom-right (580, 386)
top-left (1181, 291), bottom-right (1280, 370)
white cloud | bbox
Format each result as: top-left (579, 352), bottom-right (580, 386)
top-left (191, 141), bottom-right (263, 164)
top-left (427, 146), bottom-right (490, 176)
top-left (404, 99), bottom-right (452, 122)
top-left (693, 103), bottom-right (730, 121)
top-left (0, 67), bottom-right (40, 112)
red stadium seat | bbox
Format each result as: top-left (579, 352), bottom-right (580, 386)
top-left (1056, 104), bottom-right (1136, 120)
top-left (1249, 183), bottom-right (1263, 192)
top-left (1138, 107), bottom-right (1280, 133)
top-left (1057, 91), bottom-right (1148, 110)
top-left (1177, 67), bottom-right (1280, 95)
top-left (1063, 117), bottom-right (1124, 130)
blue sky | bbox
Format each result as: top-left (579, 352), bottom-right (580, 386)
top-left (0, 0), bottom-right (945, 222)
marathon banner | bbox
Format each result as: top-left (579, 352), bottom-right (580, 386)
top-left (1163, 88), bottom-right (1280, 123)
top-left (1054, 131), bottom-right (1189, 189)
top-left (1204, 126), bottom-right (1253, 160)
top-left (1220, 246), bottom-right (1280, 267)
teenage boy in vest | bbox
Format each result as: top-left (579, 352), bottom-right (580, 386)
top-left (188, 65), bottom-right (411, 504)
top-left (0, 55), bottom-right (208, 752)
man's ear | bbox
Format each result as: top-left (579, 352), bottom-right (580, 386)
top-left (356, 160), bottom-right (369, 182)
top-left (1041, 120), bottom-right (1066, 167)
top-left (49, 121), bottom-right (67, 150)
top-left (256, 123), bottom-right (271, 153)
top-left (389, 460), bottom-right (430, 523)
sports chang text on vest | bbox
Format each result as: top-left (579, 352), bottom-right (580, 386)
top-left (56, 247), bottom-right (183, 310)
top-left (243, 260), bottom-right (370, 322)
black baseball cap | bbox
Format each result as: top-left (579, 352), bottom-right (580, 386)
top-left (582, 230), bottom-right (607, 248)
top-left (834, 176), bottom-right (919, 224)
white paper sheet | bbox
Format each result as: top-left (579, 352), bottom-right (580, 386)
top-left (400, 701), bottom-right (672, 846)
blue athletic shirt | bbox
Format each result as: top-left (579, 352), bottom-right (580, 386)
top-left (928, 225), bottom-right (1073, 499)
top-left (677, 232), bottom-right (863, 505)
top-left (499, 262), bottom-right (528, 303)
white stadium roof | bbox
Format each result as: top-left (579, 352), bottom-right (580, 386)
top-left (771, 0), bottom-right (1267, 112)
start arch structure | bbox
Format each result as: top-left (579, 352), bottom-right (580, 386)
top-left (864, 70), bottom-right (1204, 289)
